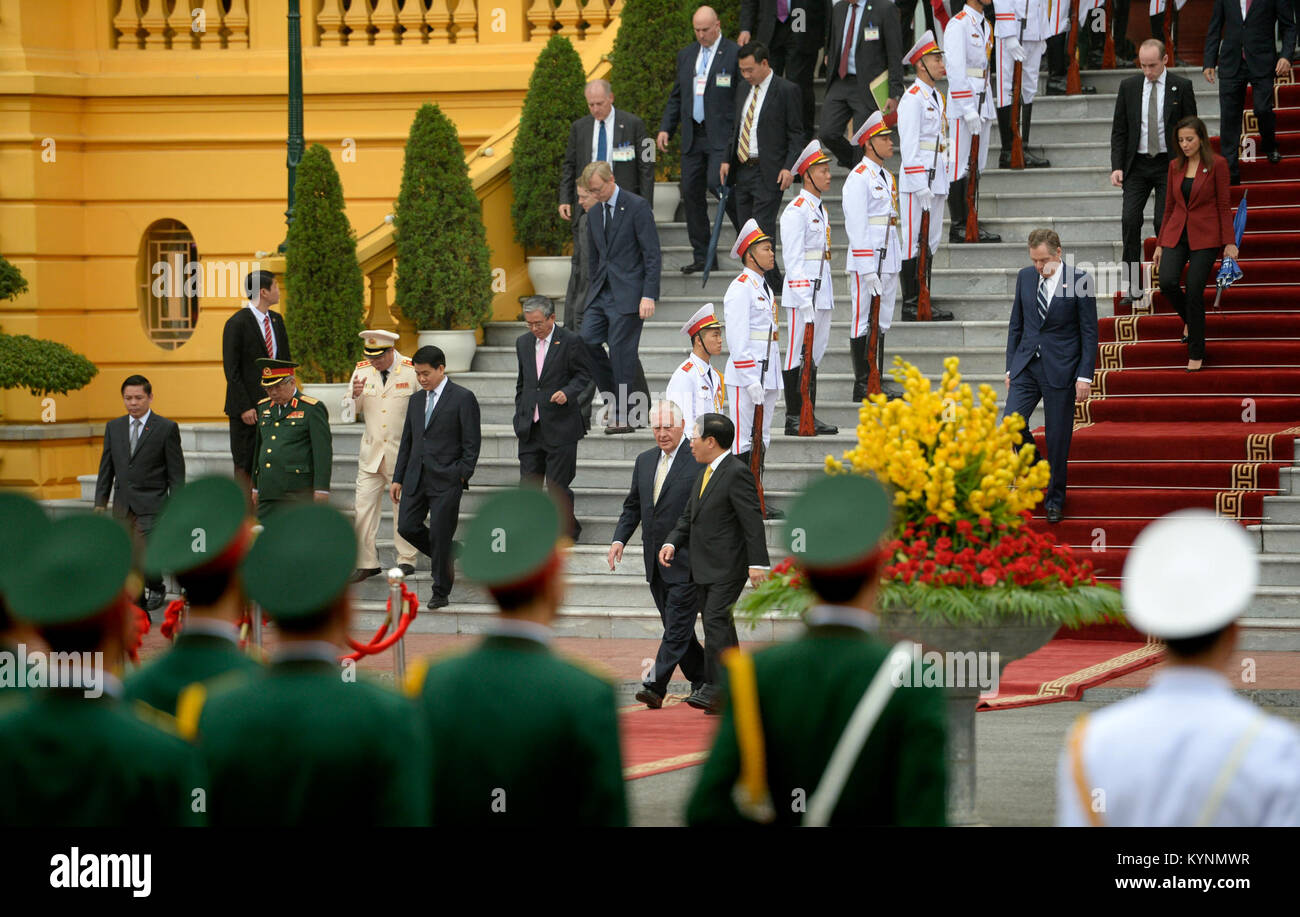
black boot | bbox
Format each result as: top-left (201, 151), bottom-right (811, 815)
top-left (809, 367), bottom-right (838, 435)
top-left (948, 178), bottom-right (969, 243)
top-left (849, 334), bottom-right (870, 402)
top-left (1022, 103), bottom-right (1050, 168)
top-left (996, 105), bottom-right (1016, 169)
top-left (922, 255), bottom-right (954, 321)
top-left (782, 368), bottom-right (807, 435)
top-left (900, 257), bottom-right (920, 320)
top-left (878, 332), bottom-right (905, 399)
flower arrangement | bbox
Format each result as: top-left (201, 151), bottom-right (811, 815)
top-left (738, 357), bottom-right (1122, 626)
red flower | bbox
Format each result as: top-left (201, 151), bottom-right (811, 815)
top-left (935, 550), bottom-right (954, 566)
top-left (955, 519), bottom-right (973, 536)
top-left (773, 557), bottom-right (794, 575)
top-left (979, 516), bottom-right (993, 529)
top-left (924, 515), bottom-right (940, 526)
top-left (935, 536), bottom-right (953, 551)
top-left (922, 560), bottom-right (936, 574)
top-left (980, 570), bottom-right (998, 586)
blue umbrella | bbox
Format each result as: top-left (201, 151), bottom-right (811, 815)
top-left (1213, 192), bottom-right (1247, 309)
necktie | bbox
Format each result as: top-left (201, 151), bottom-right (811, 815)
top-left (653, 451), bottom-right (670, 503)
top-left (1147, 80), bottom-right (1161, 154)
top-left (839, 3), bottom-right (858, 80)
top-left (777, 0), bottom-right (789, 22)
top-left (129, 418), bottom-right (140, 456)
top-left (699, 464), bottom-right (713, 498)
top-left (424, 389), bottom-right (436, 428)
top-left (380, 368), bottom-right (389, 386)
top-left (262, 313), bottom-right (273, 357)
top-left (533, 339), bottom-right (547, 422)
top-left (1037, 276), bottom-right (1049, 323)
top-left (738, 90), bottom-right (758, 163)
top-left (694, 48), bottom-right (709, 122)
top-left (597, 120), bottom-right (608, 163)
top-left (604, 202), bottom-right (613, 238)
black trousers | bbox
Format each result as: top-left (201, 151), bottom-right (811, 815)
top-left (1121, 153), bottom-right (1169, 293)
top-left (733, 160), bottom-right (784, 242)
top-left (896, 0), bottom-right (936, 43)
top-left (397, 484), bottom-right (463, 601)
top-left (125, 509), bottom-right (162, 592)
top-left (680, 122), bottom-right (739, 263)
top-left (1158, 234), bottom-right (1217, 361)
top-left (820, 75), bottom-right (875, 168)
top-left (645, 568), bottom-right (706, 693)
top-left (518, 423), bottom-right (579, 537)
top-left (769, 21), bottom-right (818, 144)
top-left (580, 287), bottom-right (645, 426)
top-left (1004, 356), bottom-right (1076, 511)
top-left (1219, 72), bottom-right (1277, 178)
top-left (229, 418), bottom-right (256, 480)
top-left (698, 577), bottom-right (746, 684)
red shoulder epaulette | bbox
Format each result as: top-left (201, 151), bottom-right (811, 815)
top-left (908, 84), bottom-right (921, 95)
top-left (356, 359), bottom-right (369, 367)
top-left (954, 10), bottom-right (966, 20)
top-left (853, 163), bottom-right (868, 174)
top-left (793, 197), bottom-right (805, 207)
top-left (681, 361), bottom-right (693, 372)
top-left (735, 273), bottom-right (748, 284)
top-left (402, 358), bottom-right (413, 366)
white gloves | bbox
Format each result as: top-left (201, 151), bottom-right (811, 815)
top-left (963, 110), bottom-right (981, 137)
top-left (863, 273), bottom-right (883, 298)
top-left (797, 305), bottom-right (815, 326)
top-left (1005, 37), bottom-right (1026, 63)
top-left (915, 187), bottom-right (935, 211)
top-left (746, 381), bottom-right (765, 404)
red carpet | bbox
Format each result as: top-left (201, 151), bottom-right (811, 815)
top-left (619, 698), bottom-right (719, 780)
top-left (977, 637), bottom-right (1165, 710)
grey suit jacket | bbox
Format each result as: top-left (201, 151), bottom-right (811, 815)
top-left (94, 412), bottom-right (186, 518)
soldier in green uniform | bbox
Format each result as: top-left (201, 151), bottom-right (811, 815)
top-left (0, 514), bottom-right (204, 825)
top-left (686, 474), bottom-right (947, 826)
top-left (125, 476), bottom-right (260, 714)
top-left (251, 357), bottom-right (332, 519)
top-left (0, 492), bottom-right (51, 696)
top-left (407, 487), bottom-right (627, 825)
top-left (177, 502), bottom-right (428, 826)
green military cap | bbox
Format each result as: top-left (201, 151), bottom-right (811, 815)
top-left (784, 474), bottom-right (891, 572)
top-left (460, 487), bottom-right (562, 589)
top-left (0, 491), bottom-right (52, 595)
top-left (256, 357), bottom-right (298, 387)
top-left (240, 503), bottom-right (356, 620)
top-left (143, 476), bottom-right (251, 579)
top-left (6, 514), bottom-right (132, 626)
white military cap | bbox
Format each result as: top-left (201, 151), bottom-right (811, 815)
top-left (680, 303), bottom-right (721, 338)
top-left (730, 218), bottom-right (770, 262)
top-left (360, 329), bottom-right (399, 355)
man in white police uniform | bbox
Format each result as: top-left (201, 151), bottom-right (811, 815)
top-left (1057, 510), bottom-right (1300, 827)
top-left (665, 303), bottom-right (726, 439)
top-left (944, 0), bottom-right (1002, 243)
top-left (991, 0), bottom-right (1051, 169)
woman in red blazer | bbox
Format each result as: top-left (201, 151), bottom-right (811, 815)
top-left (1154, 116), bottom-right (1238, 372)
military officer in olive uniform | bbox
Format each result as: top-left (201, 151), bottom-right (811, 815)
top-left (251, 357), bottom-right (332, 519)
top-left (664, 303), bottom-right (726, 439)
top-left (177, 503), bottom-right (429, 826)
top-left (0, 514), bottom-right (204, 825)
top-left (406, 487), bottom-right (627, 826)
top-left (0, 492), bottom-right (50, 696)
top-left (687, 474), bottom-right (947, 826)
top-left (343, 330), bottom-right (420, 582)
top-left (125, 476), bottom-right (260, 715)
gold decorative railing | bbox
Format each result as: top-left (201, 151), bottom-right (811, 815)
top-left (112, 0), bottom-right (251, 49)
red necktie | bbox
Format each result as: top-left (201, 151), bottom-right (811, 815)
top-left (262, 314), bottom-right (273, 357)
top-left (839, 3), bottom-right (859, 80)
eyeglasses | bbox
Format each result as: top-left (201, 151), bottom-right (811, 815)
top-left (525, 319), bottom-right (551, 329)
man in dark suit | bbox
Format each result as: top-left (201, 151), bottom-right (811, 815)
top-left (659, 413), bottom-right (770, 714)
top-left (721, 42), bottom-right (805, 242)
top-left (392, 345), bottom-right (482, 609)
top-left (1111, 40), bottom-right (1197, 307)
top-left (737, 0), bottom-right (829, 146)
top-left (558, 79), bottom-right (655, 226)
top-left (94, 373), bottom-right (185, 612)
top-left (581, 161), bottom-right (661, 434)
top-left (223, 270), bottom-right (289, 483)
top-left (1003, 230), bottom-right (1098, 524)
top-left (819, 0), bottom-right (904, 168)
top-left (515, 295), bottom-right (594, 541)
top-left (1204, 0), bottom-right (1296, 184)
top-left (660, 6), bottom-right (743, 273)
top-left (610, 401), bottom-right (709, 709)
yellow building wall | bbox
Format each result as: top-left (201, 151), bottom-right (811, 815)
top-left (0, 0), bottom-right (620, 494)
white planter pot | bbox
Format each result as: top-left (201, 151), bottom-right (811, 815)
top-left (417, 329), bottom-right (477, 374)
top-left (526, 255), bottom-right (572, 300)
top-left (299, 382), bottom-right (354, 425)
top-left (652, 182), bottom-right (681, 223)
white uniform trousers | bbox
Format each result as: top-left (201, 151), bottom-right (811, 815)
top-left (781, 307), bottom-right (832, 371)
top-left (354, 467), bottom-right (418, 569)
top-left (727, 384), bottom-right (781, 455)
top-left (948, 115), bottom-right (992, 181)
top-left (900, 191), bottom-right (949, 259)
top-left (994, 37), bottom-right (1046, 108)
top-left (848, 271), bottom-right (900, 338)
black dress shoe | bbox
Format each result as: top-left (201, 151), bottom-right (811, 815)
top-left (764, 506), bottom-right (785, 520)
top-left (398, 564), bottom-right (416, 577)
top-left (426, 594), bottom-right (449, 610)
top-left (927, 306), bottom-right (955, 321)
top-left (1268, 151), bottom-right (1283, 164)
top-left (999, 150), bottom-right (1014, 169)
top-left (635, 686), bottom-right (665, 709)
top-left (1024, 149), bottom-right (1051, 168)
top-left (813, 417), bottom-right (838, 435)
top-left (685, 685), bottom-right (714, 710)
top-left (603, 424), bottom-right (635, 435)
top-left (949, 227), bottom-right (969, 243)
top-left (681, 261), bottom-right (706, 274)
top-left (349, 567), bottom-right (382, 584)
top-left (978, 226), bottom-right (1002, 243)
top-left (144, 588), bottom-right (165, 614)
top-left (1045, 506), bottom-right (1064, 524)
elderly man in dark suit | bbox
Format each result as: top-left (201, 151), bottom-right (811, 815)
top-left (1110, 39), bottom-right (1197, 308)
top-left (1003, 229), bottom-right (1098, 525)
top-left (515, 295), bottom-right (594, 541)
top-left (819, 0), bottom-right (904, 168)
top-left (737, 0), bottom-right (829, 146)
top-left (1204, 0), bottom-right (1296, 185)
top-left (223, 270), bottom-right (290, 484)
top-left (610, 400), bottom-right (709, 709)
top-left (559, 79), bottom-right (654, 225)
top-left (392, 345), bottom-right (482, 610)
top-left (720, 42), bottom-right (805, 242)
top-left (94, 374), bottom-right (185, 612)
top-left (581, 161), bottom-right (661, 435)
top-left (660, 5), bottom-right (743, 274)
top-left (659, 413), bottom-right (769, 714)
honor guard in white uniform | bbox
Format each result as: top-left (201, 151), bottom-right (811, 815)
top-left (724, 219), bottom-right (782, 467)
top-left (843, 112), bottom-right (904, 401)
top-left (944, 0), bottom-right (1002, 243)
top-left (778, 141), bottom-right (838, 437)
top-left (992, 0), bottom-right (1051, 168)
top-left (898, 31), bottom-right (955, 323)
top-left (665, 303), bottom-right (726, 438)
top-left (1057, 511), bottom-right (1300, 827)
top-left (343, 330), bottom-right (420, 582)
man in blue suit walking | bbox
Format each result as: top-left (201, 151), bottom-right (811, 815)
top-left (581, 160), bottom-right (662, 434)
top-left (1003, 229), bottom-right (1098, 524)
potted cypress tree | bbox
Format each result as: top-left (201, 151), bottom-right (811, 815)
top-left (394, 103), bottom-right (494, 373)
top-left (512, 35), bottom-right (588, 299)
top-left (284, 143), bottom-right (366, 423)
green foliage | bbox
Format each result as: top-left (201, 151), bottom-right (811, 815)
top-left (284, 144), bottom-right (366, 384)
top-left (0, 255), bottom-right (29, 302)
top-left (609, 0), bottom-right (695, 181)
top-left (0, 333), bottom-right (98, 397)
top-left (394, 103), bottom-right (495, 331)
top-left (512, 35), bottom-right (589, 256)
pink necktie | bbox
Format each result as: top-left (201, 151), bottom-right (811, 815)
top-left (533, 339), bottom-right (546, 421)
top-left (263, 315), bottom-right (273, 357)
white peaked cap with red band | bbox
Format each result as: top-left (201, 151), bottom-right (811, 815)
top-left (680, 303), bottom-right (721, 337)
top-left (794, 140), bottom-right (831, 176)
top-left (851, 110), bottom-right (892, 147)
top-left (730, 218), bottom-right (770, 261)
top-left (904, 30), bottom-right (942, 66)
